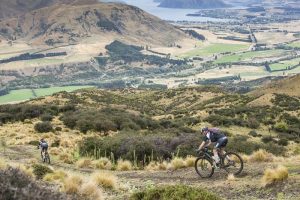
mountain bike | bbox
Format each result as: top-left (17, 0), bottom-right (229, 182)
top-left (195, 147), bottom-right (243, 178)
top-left (41, 150), bottom-right (51, 164)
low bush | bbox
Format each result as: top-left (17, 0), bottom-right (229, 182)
top-left (40, 113), bottom-right (53, 122)
top-left (261, 136), bottom-right (274, 144)
top-left (278, 138), bottom-right (289, 146)
top-left (28, 140), bottom-right (39, 146)
top-left (248, 130), bottom-right (259, 137)
top-left (34, 122), bottom-right (53, 133)
top-left (262, 165), bottom-right (288, 186)
top-left (130, 185), bottom-right (221, 200)
top-left (32, 164), bottom-right (53, 179)
top-left (0, 167), bottom-right (69, 200)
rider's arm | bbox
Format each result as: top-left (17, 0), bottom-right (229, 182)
top-left (199, 140), bottom-right (211, 150)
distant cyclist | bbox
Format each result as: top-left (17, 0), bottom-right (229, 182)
top-left (198, 127), bottom-right (228, 166)
top-left (37, 138), bottom-right (48, 158)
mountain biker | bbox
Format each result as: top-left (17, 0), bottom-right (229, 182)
top-left (198, 127), bottom-right (228, 166)
top-left (38, 138), bottom-right (48, 158)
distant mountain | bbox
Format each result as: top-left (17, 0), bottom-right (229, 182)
top-left (158, 0), bottom-right (228, 9)
top-left (0, 1), bottom-right (185, 46)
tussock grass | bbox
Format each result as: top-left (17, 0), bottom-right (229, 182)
top-left (145, 161), bottom-right (168, 171)
top-left (76, 158), bottom-right (93, 168)
top-left (262, 165), bottom-right (289, 186)
top-left (249, 149), bottom-right (273, 162)
top-left (59, 153), bottom-right (74, 164)
top-left (171, 157), bottom-right (186, 170)
top-left (185, 156), bottom-right (196, 167)
top-left (92, 157), bottom-right (112, 170)
top-left (62, 174), bottom-right (83, 194)
top-left (92, 172), bottom-right (117, 189)
top-left (43, 170), bottom-right (68, 183)
top-left (116, 159), bottom-right (132, 171)
top-left (80, 181), bottom-right (104, 200)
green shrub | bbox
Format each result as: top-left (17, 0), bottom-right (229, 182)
top-left (274, 122), bottom-right (288, 132)
top-left (34, 122), bottom-right (53, 133)
top-left (0, 167), bottom-right (68, 200)
top-left (130, 185), bottom-right (221, 200)
top-left (51, 140), bottom-right (60, 147)
top-left (40, 113), bottom-right (53, 122)
top-left (248, 130), bottom-right (259, 137)
top-left (28, 140), bottom-right (39, 146)
top-left (261, 136), bottom-right (274, 144)
top-left (32, 164), bottom-right (53, 179)
top-left (278, 138), bottom-right (289, 146)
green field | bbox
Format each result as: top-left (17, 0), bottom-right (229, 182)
top-left (269, 57), bottom-right (300, 71)
top-left (287, 42), bottom-right (300, 48)
top-left (0, 86), bottom-right (94, 104)
top-left (214, 49), bottom-right (286, 64)
top-left (181, 43), bottom-right (250, 58)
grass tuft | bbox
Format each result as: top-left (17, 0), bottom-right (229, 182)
top-left (185, 156), bottom-right (196, 167)
top-left (76, 158), bottom-right (93, 168)
top-left (92, 172), bottom-right (117, 189)
top-left (79, 181), bottom-right (104, 200)
top-left (171, 157), bottom-right (186, 170)
top-left (116, 159), bottom-right (132, 171)
top-left (92, 157), bottom-right (112, 170)
top-left (249, 149), bottom-right (273, 162)
top-left (262, 165), bottom-right (288, 187)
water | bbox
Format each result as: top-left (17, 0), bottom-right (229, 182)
top-left (119, 0), bottom-right (230, 22)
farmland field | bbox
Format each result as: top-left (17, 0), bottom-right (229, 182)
top-left (287, 41), bottom-right (300, 48)
top-left (214, 49), bottom-right (287, 64)
top-left (0, 85), bottom-right (94, 104)
top-left (180, 43), bottom-right (250, 58)
top-left (269, 57), bottom-right (300, 71)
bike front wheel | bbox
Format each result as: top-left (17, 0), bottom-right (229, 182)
top-left (195, 157), bottom-right (214, 178)
top-left (223, 152), bottom-right (243, 175)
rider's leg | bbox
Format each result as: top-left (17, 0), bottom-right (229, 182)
top-left (213, 148), bottom-right (220, 163)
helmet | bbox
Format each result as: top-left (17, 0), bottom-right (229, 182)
top-left (40, 138), bottom-right (45, 142)
top-left (201, 127), bottom-right (208, 133)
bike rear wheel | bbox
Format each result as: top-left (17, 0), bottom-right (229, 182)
top-left (195, 157), bottom-right (214, 178)
top-left (43, 152), bottom-right (51, 164)
top-left (223, 152), bottom-right (243, 175)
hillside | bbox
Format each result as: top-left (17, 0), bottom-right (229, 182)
top-left (0, 86), bottom-right (300, 199)
top-left (0, 0), bottom-right (89, 19)
top-left (158, 0), bottom-right (228, 9)
top-left (250, 74), bottom-right (300, 97)
top-left (0, 2), bottom-right (185, 46)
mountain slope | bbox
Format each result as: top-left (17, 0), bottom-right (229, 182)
top-left (0, 2), bottom-right (185, 46)
top-left (250, 74), bottom-right (300, 97)
top-left (158, 0), bottom-right (228, 9)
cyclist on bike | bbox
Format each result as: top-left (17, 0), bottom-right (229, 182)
top-left (37, 138), bottom-right (48, 158)
top-left (198, 127), bottom-right (228, 165)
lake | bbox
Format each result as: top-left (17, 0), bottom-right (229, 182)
top-left (121, 0), bottom-right (230, 22)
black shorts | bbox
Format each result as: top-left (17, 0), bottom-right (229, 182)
top-left (215, 137), bottom-right (228, 149)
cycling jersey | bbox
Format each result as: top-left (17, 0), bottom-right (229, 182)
top-left (203, 128), bottom-right (225, 143)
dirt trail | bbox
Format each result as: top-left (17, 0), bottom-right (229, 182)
top-left (1, 145), bottom-right (300, 200)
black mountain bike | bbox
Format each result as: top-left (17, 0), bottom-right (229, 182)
top-left (41, 150), bottom-right (51, 164)
top-left (195, 148), bottom-right (243, 178)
